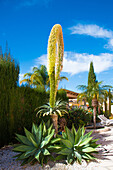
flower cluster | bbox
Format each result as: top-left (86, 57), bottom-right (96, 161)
top-left (47, 24), bottom-right (64, 108)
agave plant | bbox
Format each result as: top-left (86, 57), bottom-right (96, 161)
top-left (36, 100), bottom-right (68, 133)
top-left (36, 100), bottom-right (68, 117)
top-left (13, 121), bottom-right (61, 166)
top-left (56, 125), bottom-right (99, 164)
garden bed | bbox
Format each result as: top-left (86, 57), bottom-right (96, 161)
top-left (1, 127), bottom-right (113, 170)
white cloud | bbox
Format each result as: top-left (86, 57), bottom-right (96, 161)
top-left (35, 52), bottom-right (113, 75)
top-left (35, 54), bottom-right (47, 66)
top-left (19, 73), bottom-right (24, 82)
top-left (69, 24), bottom-right (113, 38)
top-left (69, 24), bottom-right (113, 50)
top-left (105, 38), bottom-right (113, 51)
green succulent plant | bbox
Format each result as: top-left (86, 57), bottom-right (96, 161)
top-left (36, 100), bottom-right (68, 117)
top-left (13, 121), bottom-right (61, 166)
top-left (56, 125), bottom-right (100, 164)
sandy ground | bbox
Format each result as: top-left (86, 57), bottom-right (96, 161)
top-left (0, 126), bottom-right (113, 170)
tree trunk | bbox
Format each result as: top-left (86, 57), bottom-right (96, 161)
top-left (51, 114), bottom-right (58, 135)
top-left (98, 106), bottom-right (101, 114)
top-left (104, 98), bottom-right (107, 116)
top-left (93, 106), bottom-right (96, 129)
top-left (92, 98), bottom-right (98, 129)
top-left (109, 89), bottom-right (111, 117)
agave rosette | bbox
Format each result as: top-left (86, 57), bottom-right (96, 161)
top-left (56, 125), bottom-right (100, 164)
top-left (36, 100), bottom-right (68, 117)
top-left (13, 121), bottom-right (61, 166)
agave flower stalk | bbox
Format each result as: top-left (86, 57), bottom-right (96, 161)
top-left (47, 24), bottom-right (64, 109)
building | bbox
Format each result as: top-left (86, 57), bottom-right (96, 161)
top-left (63, 89), bottom-right (88, 108)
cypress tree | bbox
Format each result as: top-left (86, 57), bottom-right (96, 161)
top-left (87, 62), bottom-right (96, 107)
top-left (0, 43), bottom-right (19, 147)
top-left (88, 62), bottom-right (96, 87)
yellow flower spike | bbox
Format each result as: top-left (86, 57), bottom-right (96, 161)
top-left (47, 24), bottom-right (64, 108)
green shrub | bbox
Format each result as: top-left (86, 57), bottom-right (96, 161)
top-left (13, 121), bottom-right (61, 166)
top-left (64, 107), bottom-right (93, 129)
top-left (0, 48), bottom-right (19, 147)
top-left (56, 89), bottom-right (68, 102)
top-left (56, 125), bottom-right (99, 164)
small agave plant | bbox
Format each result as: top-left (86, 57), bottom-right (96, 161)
top-left (56, 125), bottom-right (100, 164)
top-left (13, 121), bottom-right (61, 166)
top-left (36, 100), bottom-right (68, 117)
top-left (36, 100), bottom-right (68, 133)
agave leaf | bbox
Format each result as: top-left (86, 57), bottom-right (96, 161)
top-left (55, 155), bottom-right (65, 161)
top-left (74, 151), bottom-right (82, 163)
top-left (65, 127), bottom-right (74, 145)
top-left (56, 109), bottom-right (62, 116)
top-left (17, 152), bottom-right (30, 160)
top-left (82, 130), bottom-right (93, 141)
top-left (61, 139), bottom-right (73, 148)
top-left (62, 131), bottom-right (68, 139)
top-left (24, 128), bottom-right (37, 144)
top-left (15, 136), bottom-right (21, 143)
top-left (13, 153), bottom-right (22, 158)
top-left (84, 153), bottom-right (96, 160)
top-left (82, 154), bottom-right (89, 160)
top-left (46, 119), bottom-right (51, 129)
top-left (79, 137), bottom-right (92, 147)
top-left (60, 109), bottom-right (68, 114)
top-left (43, 149), bottom-right (50, 155)
top-left (36, 123), bottom-right (42, 144)
top-left (32, 123), bottom-right (38, 135)
top-left (48, 145), bottom-right (61, 149)
top-left (43, 123), bottom-right (47, 137)
top-left (29, 136), bottom-right (38, 148)
top-left (21, 158), bottom-right (29, 166)
top-left (13, 145), bottom-right (34, 152)
top-left (90, 141), bottom-right (100, 148)
top-left (50, 138), bottom-right (61, 144)
top-left (58, 148), bottom-right (72, 155)
top-left (16, 134), bottom-right (32, 146)
top-left (82, 147), bottom-right (96, 153)
top-left (47, 124), bottom-right (53, 135)
top-left (75, 128), bottom-right (82, 145)
top-left (25, 148), bottom-right (37, 156)
top-left (35, 150), bottom-right (41, 162)
top-left (81, 126), bottom-right (85, 136)
top-left (40, 155), bottom-right (44, 166)
top-left (67, 153), bottom-right (74, 164)
top-left (40, 129), bottom-right (54, 148)
top-left (21, 156), bottom-right (35, 166)
top-left (90, 138), bottom-right (99, 143)
top-left (71, 124), bottom-right (76, 137)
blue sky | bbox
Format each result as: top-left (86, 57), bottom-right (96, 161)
top-left (1, 0), bottom-right (113, 92)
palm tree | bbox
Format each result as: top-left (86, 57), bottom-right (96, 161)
top-left (101, 88), bottom-right (112, 117)
top-left (20, 73), bottom-right (32, 87)
top-left (77, 82), bottom-right (112, 128)
top-left (30, 65), bottom-right (49, 90)
top-left (20, 65), bottom-right (49, 90)
top-left (20, 65), bottom-right (68, 91)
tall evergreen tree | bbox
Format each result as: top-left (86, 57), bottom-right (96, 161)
top-left (88, 62), bottom-right (96, 87)
top-left (0, 43), bottom-right (19, 146)
top-left (87, 62), bottom-right (96, 107)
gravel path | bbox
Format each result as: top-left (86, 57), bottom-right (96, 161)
top-left (1, 127), bottom-right (113, 170)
